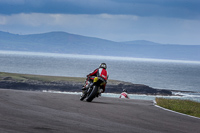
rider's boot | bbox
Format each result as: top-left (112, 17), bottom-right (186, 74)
top-left (96, 89), bottom-right (103, 97)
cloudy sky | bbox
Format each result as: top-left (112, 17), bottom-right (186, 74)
top-left (0, 0), bottom-right (200, 45)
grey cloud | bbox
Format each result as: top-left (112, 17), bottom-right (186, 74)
top-left (0, 0), bottom-right (200, 19)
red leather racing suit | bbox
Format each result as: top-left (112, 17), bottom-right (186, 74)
top-left (119, 92), bottom-right (130, 99)
top-left (87, 68), bottom-right (108, 93)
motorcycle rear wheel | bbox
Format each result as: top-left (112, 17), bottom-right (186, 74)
top-left (86, 85), bottom-right (98, 102)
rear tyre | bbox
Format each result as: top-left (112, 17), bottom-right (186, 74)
top-left (86, 86), bottom-right (98, 102)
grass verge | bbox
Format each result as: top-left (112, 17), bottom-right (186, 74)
top-left (156, 98), bottom-right (200, 118)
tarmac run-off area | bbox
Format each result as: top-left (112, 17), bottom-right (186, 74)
top-left (0, 89), bottom-right (200, 133)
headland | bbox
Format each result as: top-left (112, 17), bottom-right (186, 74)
top-left (0, 72), bottom-right (172, 95)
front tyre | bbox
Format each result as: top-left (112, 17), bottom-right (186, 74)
top-left (80, 94), bottom-right (86, 101)
top-left (86, 86), bottom-right (98, 102)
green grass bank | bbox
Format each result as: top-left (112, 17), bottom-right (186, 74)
top-left (156, 98), bottom-right (200, 118)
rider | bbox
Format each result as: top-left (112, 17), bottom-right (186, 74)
top-left (119, 89), bottom-right (130, 99)
top-left (82, 63), bottom-right (108, 93)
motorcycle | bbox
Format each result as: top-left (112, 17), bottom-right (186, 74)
top-left (80, 76), bottom-right (105, 102)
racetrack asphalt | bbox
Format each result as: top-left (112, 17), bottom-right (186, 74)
top-left (0, 89), bottom-right (200, 133)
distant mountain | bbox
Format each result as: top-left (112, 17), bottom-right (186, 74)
top-left (0, 31), bottom-right (120, 54)
top-left (0, 31), bottom-right (200, 61)
top-left (120, 40), bottom-right (162, 45)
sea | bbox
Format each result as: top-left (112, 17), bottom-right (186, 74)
top-left (0, 50), bottom-right (200, 102)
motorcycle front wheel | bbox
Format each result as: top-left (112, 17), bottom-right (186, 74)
top-left (80, 92), bottom-right (86, 101)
